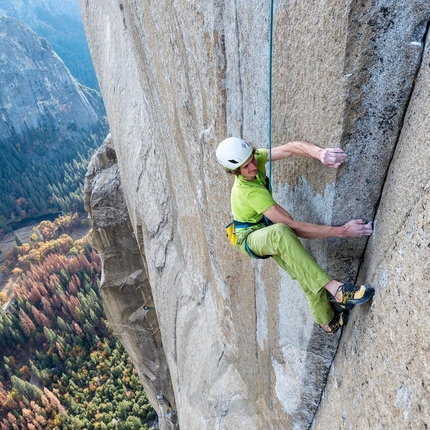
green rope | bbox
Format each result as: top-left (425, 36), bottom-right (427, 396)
top-left (268, 0), bottom-right (274, 192)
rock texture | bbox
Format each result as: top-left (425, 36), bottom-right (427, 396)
top-left (82, 1), bottom-right (430, 429)
top-left (312, 27), bottom-right (430, 430)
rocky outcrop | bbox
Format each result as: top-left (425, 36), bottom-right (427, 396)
top-left (84, 135), bottom-right (178, 429)
top-left (82, 1), bottom-right (430, 429)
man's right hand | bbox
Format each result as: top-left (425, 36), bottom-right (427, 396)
top-left (319, 148), bottom-right (347, 168)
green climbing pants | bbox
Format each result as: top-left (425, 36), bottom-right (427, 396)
top-left (237, 223), bottom-right (335, 325)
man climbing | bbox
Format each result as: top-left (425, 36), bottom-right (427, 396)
top-left (216, 137), bottom-right (375, 334)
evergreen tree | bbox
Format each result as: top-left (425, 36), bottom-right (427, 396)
top-left (11, 376), bottom-right (43, 402)
top-left (14, 234), bottom-right (23, 247)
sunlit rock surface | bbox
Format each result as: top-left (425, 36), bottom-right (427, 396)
top-left (82, 1), bottom-right (430, 428)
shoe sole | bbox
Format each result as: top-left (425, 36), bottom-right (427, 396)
top-left (329, 296), bottom-right (355, 312)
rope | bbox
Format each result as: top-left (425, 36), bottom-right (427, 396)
top-left (268, 0), bottom-right (274, 192)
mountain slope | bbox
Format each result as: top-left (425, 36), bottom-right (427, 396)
top-left (0, 0), bottom-right (98, 89)
top-left (0, 17), bottom-right (107, 228)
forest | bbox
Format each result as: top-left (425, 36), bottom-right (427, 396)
top-left (0, 214), bottom-right (156, 429)
top-left (0, 120), bottom-right (107, 235)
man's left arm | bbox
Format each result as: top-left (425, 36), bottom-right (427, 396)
top-left (270, 141), bottom-right (347, 168)
top-left (264, 204), bottom-right (373, 239)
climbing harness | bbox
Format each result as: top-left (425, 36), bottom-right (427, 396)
top-left (238, 217), bottom-right (272, 260)
top-left (224, 175), bottom-right (272, 259)
top-left (225, 217), bottom-right (272, 259)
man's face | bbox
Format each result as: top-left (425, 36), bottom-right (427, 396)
top-left (239, 154), bottom-right (258, 179)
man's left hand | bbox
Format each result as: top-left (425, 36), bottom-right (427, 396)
top-left (342, 219), bottom-right (373, 237)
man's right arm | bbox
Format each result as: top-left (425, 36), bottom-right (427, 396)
top-left (270, 141), bottom-right (347, 168)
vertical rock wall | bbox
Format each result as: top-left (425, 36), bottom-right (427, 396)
top-left (82, 1), bottom-right (430, 428)
top-left (312, 26), bottom-right (430, 429)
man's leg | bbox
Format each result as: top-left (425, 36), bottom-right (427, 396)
top-left (244, 223), bottom-right (334, 325)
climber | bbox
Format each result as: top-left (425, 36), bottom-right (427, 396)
top-left (216, 137), bottom-right (375, 334)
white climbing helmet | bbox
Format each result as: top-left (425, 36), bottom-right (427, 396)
top-left (216, 137), bottom-right (253, 170)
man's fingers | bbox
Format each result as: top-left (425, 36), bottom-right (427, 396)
top-left (328, 148), bottom-right (346, 155)
top-left (322, 148), bottom-right (347, 166)
top-left (348, 219), bottom-right (373, 236)
top-left (359, 220), bottom-right (373, 235)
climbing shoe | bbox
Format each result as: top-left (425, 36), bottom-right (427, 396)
top-left (323, 310), bottom-right (349, 335)
top-left (329, 296), bottom-right (355, 313)
top-left (331, 283), bottom-right (375, 309)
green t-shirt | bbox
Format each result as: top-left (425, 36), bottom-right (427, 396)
top-left (231, 148), bottom-right (276, 223)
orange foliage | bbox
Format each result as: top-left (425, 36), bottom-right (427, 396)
top-left (41, 297), bottom-right (54, 317)
top-left (68, 296), bottom-right (80, 320)
top-left (18, 366), bottom-right (30, 379)
top-left (21, 408), bottom-right (32, 420)
top-left (19, 311), bottom-right (37, 337)
top-left (16, 197), bottom-right (29, 207)
top-left (11, 268), bottom-right (23, 276)
top-left (6, 213), bottom-right (87, 272)
top-left (89, 381), bottom-right (97, 392)
top-left (68, 275), bottom-right (81, 295)
top-left (19, 244), bottom-right (31, 253)
top-left (73, 322), bottom-right (84, 338)
top-left (31, 306), bottom-right (51, 329)
top-left (55, 342), bottom-right (64, 360)
top-left (7, 412), bottom-right (17, 424)
top-left (34, 414), bottom-right (46, 427)
top-left (36, 213), bottom-right (81, 241)
top-left (40, 395), bottom-right (51, 412)
top-left (29, 401), bottom-right (41, 415)
top-left (29, 233), bottom-right (40, 242)
top-left (26, 282), bottom-right (41, 304)
top-left (0, 291), bottom-right (7, 304)
top-left (43, 388), bottom-right (66, 416)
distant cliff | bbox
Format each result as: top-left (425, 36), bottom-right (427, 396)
top-left (0, 16), bottom-right (107, 225)
top-left (0, 0), bottom-right (98, 89)
top-left (82, 1), bottom-right (430, 429)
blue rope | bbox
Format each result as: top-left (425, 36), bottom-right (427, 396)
top-left (268, 0), bottom-right (274, 192)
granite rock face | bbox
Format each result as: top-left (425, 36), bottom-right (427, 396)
top-left (82, 1), bottom-right (430, 429)
top-left (0, 15), bottom-right (107, 224)
top-left (312, 27), bottom-right (430, 430)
